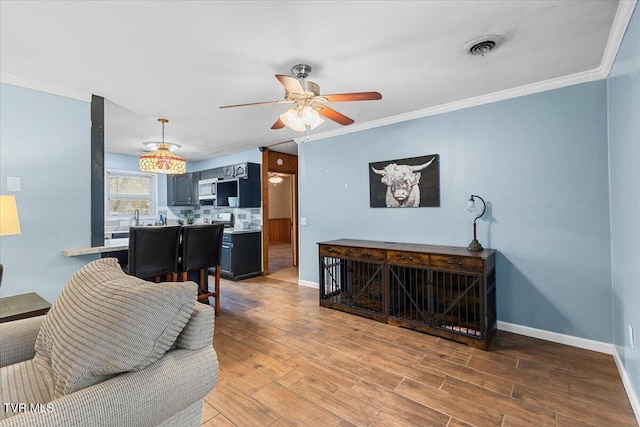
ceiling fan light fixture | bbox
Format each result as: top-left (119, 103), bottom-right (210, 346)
top-left (307, 115), bottom-right (325, 130)
top-left (301, 106), bottom-right (320, 125)
top-left (220, 63), bottom-right (382, 132)
top-left (280, 107), bottom-right (306, 132)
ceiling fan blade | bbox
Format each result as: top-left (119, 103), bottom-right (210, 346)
top-left (271, 118), bottom-right (285, 130)
top-left (320, 92), bottom-right (382, 102)
top-left (317, 105), bottom-right (355, 126)
top-left (275, 74), bottom-right (305, 95)
top-left (219, 100), bottom-right (293, 109)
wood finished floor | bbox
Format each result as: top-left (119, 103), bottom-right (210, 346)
top-left (268, 243), bottom-right (294, 274)
top-left (201, 275), bottom-right (637, 427)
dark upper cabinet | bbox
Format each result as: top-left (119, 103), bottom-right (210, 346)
top-left (167, 172), bottom-right (199, 206)
top-left (199, 167), bottom-right (225, 180)
top-left (215, 163), bottom-right (261, 208)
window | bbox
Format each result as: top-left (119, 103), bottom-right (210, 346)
top-left (105, 170), bottom-right (156, 217)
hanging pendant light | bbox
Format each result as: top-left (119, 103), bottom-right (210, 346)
top-left (139, 118), bottom-right (187, 174)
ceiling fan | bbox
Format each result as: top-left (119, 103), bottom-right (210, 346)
top-left (220, 64), bottom-right (382, 132)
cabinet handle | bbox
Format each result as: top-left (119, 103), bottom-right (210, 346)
top-left (360, 252), bottom-right (372, 257)
top-left (447, 260), bottom-right (463, 265)
top-left (399, 256), bottom-right (413, 261)
top-left (326, 247), bottom-right (334, 253)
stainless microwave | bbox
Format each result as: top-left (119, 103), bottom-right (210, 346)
top-left (198, 178), bottom-right (216, 201)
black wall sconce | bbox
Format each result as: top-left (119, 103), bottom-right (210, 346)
top-left (466, 194), bottom-right (486, 251)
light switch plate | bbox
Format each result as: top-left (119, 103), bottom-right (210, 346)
top-left (7, 177), bottom-right (20, 192)
top-left (300, 217), bottom-right (307, 226)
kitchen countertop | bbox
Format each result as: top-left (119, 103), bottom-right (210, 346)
top-left (225, 228), bottom-right (261, 235)
top-left (62, 238), bottom-right (129, 257)
top-left (63, 228), bottom-right (262, 257)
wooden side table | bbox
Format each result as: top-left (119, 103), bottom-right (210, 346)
top-left (0, 292), bottom-right (51, 323)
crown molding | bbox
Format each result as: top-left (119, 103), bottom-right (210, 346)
top-left (303, 67), bottom-right (607, 144)
top-left (0, 72), bottom-right (92, 102)
top-left (301, 0), bottom-right (637, 145)
top-left (599, 0), bottom-right (637, 76)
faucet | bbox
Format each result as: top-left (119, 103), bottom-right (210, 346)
top-left (133, 210), bottom-right (140, 226)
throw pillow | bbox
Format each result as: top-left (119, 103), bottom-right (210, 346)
top-left (34, 257), bottom-right (196, 397)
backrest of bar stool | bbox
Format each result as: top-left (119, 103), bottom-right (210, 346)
top-left (180, 224), bottom-right (224, 273)
top-left (127, 226), bottom-right (181, 281)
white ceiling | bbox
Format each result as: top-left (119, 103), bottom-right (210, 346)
top-left (0, 1), bottom-right (631, 161)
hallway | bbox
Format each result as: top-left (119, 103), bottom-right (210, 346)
top-left (267, 243), bottom-right (297, 285)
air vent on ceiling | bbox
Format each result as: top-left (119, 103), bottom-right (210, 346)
top-left (465, 35), bottom-right (505, 56)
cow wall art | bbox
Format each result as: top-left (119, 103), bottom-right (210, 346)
top-left (369, 154), bottom-right (440, 208)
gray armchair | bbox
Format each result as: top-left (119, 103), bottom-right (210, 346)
top-left (0, 257), bottom-right (219, 427)
top-left (0, 303), bottom-right (218, 426)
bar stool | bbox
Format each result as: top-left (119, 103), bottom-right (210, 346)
top-left (178, 224), bottom-right (224, 316)
top-left (127, 226), bottom-right (181, 282)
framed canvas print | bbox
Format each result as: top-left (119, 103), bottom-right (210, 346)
top-left (369, 154), bottom-right (440, 208)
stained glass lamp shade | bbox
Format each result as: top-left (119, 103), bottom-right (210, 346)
top-left (139, 144), bottom-right (187, 174)
top-left (139, 118), bottom-right (187, 174)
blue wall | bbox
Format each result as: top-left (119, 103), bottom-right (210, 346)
top-left (299, 80), bottom-right (612, 343)
top-left (608, 4), bottom-right (640, 410)
top-left (0, 83), bottom-right (96, 302)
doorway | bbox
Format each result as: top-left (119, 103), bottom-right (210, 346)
top-left (267, 173), bottom-right (294, 274)
top-left (261, 148), bottom-right (298, 282)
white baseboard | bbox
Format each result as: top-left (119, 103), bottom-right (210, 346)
top-left (298, 280), bottom-right (318, 289)
top-left (497, 321), bottom-right (615, 354)
top-left (613, 348), bottom-right (640, 424)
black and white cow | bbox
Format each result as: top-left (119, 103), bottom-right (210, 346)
top-left (371, 157), bottom-right (435, 207)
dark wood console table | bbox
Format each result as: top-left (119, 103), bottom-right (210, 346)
top-left (0, 292), bottom-right (51, 323)
top-left (318, 239), bottom-right (497, 350)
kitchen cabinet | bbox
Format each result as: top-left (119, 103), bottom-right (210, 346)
top-left (220, 231), bottom-right (262, 280)
top-left (167, 172), bottom-right (199, 206)
top-left (220, 163), bottom-right (248, 178)
top-left (199, 167), bottom-right (225, 180)
top-left (215, 163), bottom-right (261, 208)
top-left (232, 163), bottom-right (248, 178)
top-left (318, 239), bottom-right (497, 350)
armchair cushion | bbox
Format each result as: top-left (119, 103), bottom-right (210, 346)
top-left (34, 258), bottom-right (197, 398)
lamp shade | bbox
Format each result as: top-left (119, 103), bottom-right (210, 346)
top-left (280, 108), bottom-right (306, 132)
top-left (465, 198), bottom-right (476, 212)
top-left (139, 144), bottom-right (187, 174)
top-left (0, 195), bottom-right (21, 236)
top-left (139, 118), bottom-right (187, 174)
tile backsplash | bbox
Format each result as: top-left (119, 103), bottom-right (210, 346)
top-left (105, 206), bottom-right (262, 232)
top-left (165, 206), bottom-right (262, 229)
